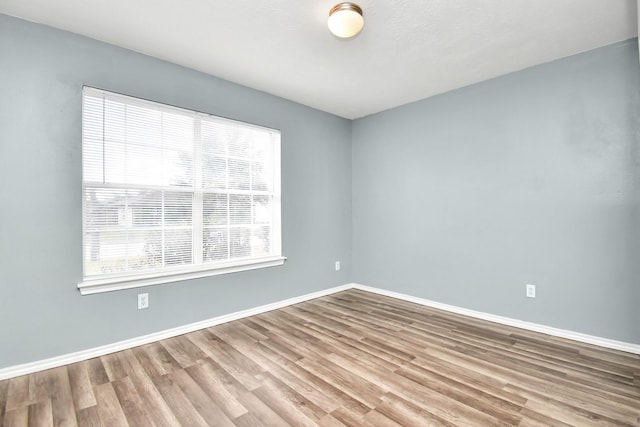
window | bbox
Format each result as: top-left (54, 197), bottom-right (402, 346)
top-left (79, 87), bottom-right (284, 295)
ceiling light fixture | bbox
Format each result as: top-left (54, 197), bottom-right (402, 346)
top-left (328, 3), bottom-right (364, 38)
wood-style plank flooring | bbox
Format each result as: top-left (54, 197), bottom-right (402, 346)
top-left (1, 289), bottom-right (639, 426)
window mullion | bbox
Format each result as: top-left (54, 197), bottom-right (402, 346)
top-left (249, 139), bottom-right (255, 256)
top-left (125, 190), bottom-right (129, 271)
top-left (225, 137), bottom-right (231, 261)
top-left (161, 191), bottom-right (166, 267)
top-left (193, 115), bottom-right (203, 265)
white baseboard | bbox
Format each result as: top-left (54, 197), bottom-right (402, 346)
top-left (351, 283), bottom-right (640, 355)
top-left (1, 282), bottom-right (638, 380)
top-left (0, 284), bottom-right (352, 381)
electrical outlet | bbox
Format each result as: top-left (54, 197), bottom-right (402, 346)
top-left (138, 293), bottom-right (149, 309)
top-left (526, 284), bottom-right (536, 298)
top-left (335, 261), bottom-right (341, 271)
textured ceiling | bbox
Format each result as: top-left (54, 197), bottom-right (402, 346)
top-left (0, 0), bottom-right (637, 119)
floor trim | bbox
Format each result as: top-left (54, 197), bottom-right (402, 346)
top-left (0, 284), bottom-right (352, 381)
top-left (1, 282), bottom-right (638, 380)
top-left (352, 283), bottom-right (640, 355)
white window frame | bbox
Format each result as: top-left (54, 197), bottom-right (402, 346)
top-left (78, 87), bottom-right (285, 295)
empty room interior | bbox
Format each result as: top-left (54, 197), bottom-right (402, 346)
top-left (1, 1), bottom-right (639, 426)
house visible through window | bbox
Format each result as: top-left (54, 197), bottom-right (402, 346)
top-left (79, 87), bottom-right (284, 295)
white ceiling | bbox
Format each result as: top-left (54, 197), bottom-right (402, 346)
top-left (1, 0), bottom-right (637, 119)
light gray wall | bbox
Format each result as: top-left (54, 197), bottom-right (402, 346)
top-left (352, 39), bottom-right (640, 344)
top-left (0, 14), bottom-right (352, 369)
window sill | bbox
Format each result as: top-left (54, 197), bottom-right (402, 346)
top-left (77, 256), bottom-right (287, 295)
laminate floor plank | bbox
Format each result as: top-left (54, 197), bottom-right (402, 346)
top-left (376, 392), bottom-right (459, 427)
top-left (74, 406), bottom-right (101, 427)
top-left (93, 383), bottom-right (128, 427)
top-left (328, 406), bottom-right (368, 427)
top-left (159, 335), bottom-right (207, 369)
top-left (296, 356), bottom-right (385, 410)
top-left (129, 345), bottom-right (165, 379)
top-left (26, 374), bottom-right (49, 408)
top-left (184, 359), bottom-right (248, 420)
top-left (3, 406), bottom-right (28, 427)
top-left (0, 377), bottom-right (7, 422)
top-left (324, 352), bottom-right (515, 426)
top-left (5, 375), bottom-right (30, 412)
top-left (361, 408), bottom-right (406, 427)
top-left (48, 367), bottom-right (77, 427)
top-left (271, 308), bottom-right (402, 373)
top-left (111, 376), bottom-right (153, 426)
top-left (251, 374), bottom-right (323, 427)
top-left (126, 370), bottom-right (183, 426)
top-left (299, 302), bottom-right (422, 363)
top-left (139, 341), bottom-right (182, 375)
top-left (252, 346), bottom-right (371, 417)
top-left (231, 412), bottom-right (268, 427)
top-left (170, 367), bottom-right (236, 426)
top-left (252, 353), bottom-right (342, 414)
top-left (234, 389), bottom-right (292, 426)
top-left (85, 359), bottom-right (108, 388)
top-left (392, 364), bottom-right (523, 423)
top-left (254, 332), bottom-right (305, 363)
top-left (67, 362), bottom-right (96, 411)
top-left (0, 289), bottom-right (638, 426)
top-left (100, 352), bottom-right (134, 383)
top-left (27, 398), bottom-right (52, 427)
top-left (504, 382), bottom-right (640, 425)
top-left (188, 330), bottom-right (264, 391)
top-left (150, 374), bottom-right (209, 427)
top-left (316, 413), bottom-right (349, 427)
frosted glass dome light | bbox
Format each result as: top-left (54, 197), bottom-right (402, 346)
top-left (328, 3), bottom-right (364, 38)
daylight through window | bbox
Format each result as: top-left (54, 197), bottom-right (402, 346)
top-left (79, 87), bottom-right (283, 294)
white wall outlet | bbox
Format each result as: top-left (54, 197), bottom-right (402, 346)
top-left (335, 261), bottom-right (341, 271)
top-left (138, 293), bottom-right (149, 309)
top-left (526, 284), bottom-right (536, 298)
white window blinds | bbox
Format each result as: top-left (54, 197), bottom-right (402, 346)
top-left (80, 87), bottom-right (283, 294)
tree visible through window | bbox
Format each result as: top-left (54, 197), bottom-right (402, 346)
top-left (80, 87), bottom-right (283, 293)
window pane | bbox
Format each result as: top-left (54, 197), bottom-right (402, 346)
top-left (230, 194), bottom-right (251, 225)
top-left (104, 99), bottom-right (125, 143)
top-left (84, 230), bottom-right (126, 276)
top-left (201, 120), bottom-right (226, 156)
top-left (141, 230), bottom-right (163, 269)
top-left (251, 161), bottom-right (269, 191)
top-left (83, 227), bottom-right (171, 276)
top-left (253, 195), bottom-right (271, 224)
top-left (204, 193), bottom-right (228, 226)
top-left (83, 187), bottom-right (197, 274)
top-left (228, 158), bottom-right (250, 190)
top-left (251, 132), bottom-right (272, 162)
top-left (202, 155), bottom-right (227, 189)
top-left (230, 227), bottom-right (251, 258)
top-left (104, 140), bottom-right (126, 184)
top-left (84, 187), bottom-right (125, 232)
top-left (164, 149), bottom-right (194, 187)
top-left (128, 229), bottom-right (161, 270)
top-left (228, 128), bottom-right (251, 158)
top-left (126, 104), bottom-right (161, 146)
top-left (130, 191), bottom-right (162, 228)
top-left (83, 95), bottom-right (105, 141)
top-left (165, 192), bottom-right (192, 226)
top-left (162, 112), bottom-right (194, 150)
top-left (252, 226), bottom-right (271, 256)
top-left (87, 98), bottom-right (195, 188)
top-left (203, 228), bottom-right (228, 261)
top-left (165, 229), bottom-right (192, 265)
